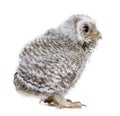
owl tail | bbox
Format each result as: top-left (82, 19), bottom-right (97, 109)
top-left (13, 72), bottom-right (23, 90)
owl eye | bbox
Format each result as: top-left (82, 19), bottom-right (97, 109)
top-left (82, 25), bottom-right (89, 33)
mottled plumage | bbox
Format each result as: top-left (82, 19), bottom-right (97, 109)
top-left (14, 14), bottom-right (101, 108)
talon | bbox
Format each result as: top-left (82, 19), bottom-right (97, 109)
top-left (76, 101), bottom-right (81, 104)
top-left (81, 104), bottom-right (87, 107)
top-left (68, 101), bottom-right (87, 108)
top-left (66, 99), bottom-right (72, 103)
top-left (39, 100), bottom-right (43, 104)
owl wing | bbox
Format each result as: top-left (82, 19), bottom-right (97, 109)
top-left (17, 31), bottom-right (83, 94)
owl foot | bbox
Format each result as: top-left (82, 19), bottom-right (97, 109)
top-left (58, 100), bottom-right (86, 109)
top-left (43, 94), bottom-right (86, 109)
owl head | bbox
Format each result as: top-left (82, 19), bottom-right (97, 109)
top-left (58, 14), bottom-right (102, 43)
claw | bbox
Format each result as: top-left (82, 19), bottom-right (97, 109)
top-left (74, 101), bottom-right (87, 107)
top-left (66, 99), bottom-right (72, 103)
top-left (59, 100), bottom-right (87, 109)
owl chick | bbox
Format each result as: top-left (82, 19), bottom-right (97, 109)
top-left (14, 14), bottom-right (101, 108)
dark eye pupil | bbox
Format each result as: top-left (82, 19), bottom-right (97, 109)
top-left (83, 25), bottom-right (89, 33)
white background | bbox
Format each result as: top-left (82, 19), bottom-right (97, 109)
top-left (0, 0), bottom-right (120, 116)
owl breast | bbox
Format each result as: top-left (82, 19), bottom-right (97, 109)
top-left (14, 34), bottom-right (87, 95)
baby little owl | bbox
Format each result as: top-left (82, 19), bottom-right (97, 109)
top-left (14, 14), bottom-right (101, 108)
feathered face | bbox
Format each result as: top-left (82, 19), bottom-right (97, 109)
top-left (76, 15), bottom-right (102, 43)
top-left (58, 15), bottom-right (102, 43)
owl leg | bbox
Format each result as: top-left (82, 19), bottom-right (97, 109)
top-left (44, 94), bottom-right (86, 108)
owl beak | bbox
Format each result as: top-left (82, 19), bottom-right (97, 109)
top-left (88, 30), bottom-right (102, 41)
